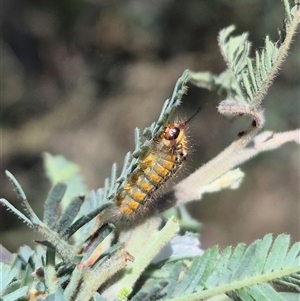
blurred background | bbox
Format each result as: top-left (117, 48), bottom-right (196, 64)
top-left (1, 0), bottom-right (299, 253)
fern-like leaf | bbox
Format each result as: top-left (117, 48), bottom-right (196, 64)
top-left (131, 234), bottom-right (300, 301)
top-left (220, 1), bottom-right (299, 107)
top-left (190, 1), bottom-right (300, 130)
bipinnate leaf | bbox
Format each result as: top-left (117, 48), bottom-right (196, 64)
top-left (190, 2), bottom-right (300, 131)
top-left (130, 234), bottom-right (299, 301)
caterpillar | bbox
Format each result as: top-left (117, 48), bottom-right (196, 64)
top-left (102, 108), bottom-right (201, 223)
top-left (115, 121), bottom-right (187, 219)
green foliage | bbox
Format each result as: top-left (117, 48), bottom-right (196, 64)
top-left (1, 1), bottom-right (299, 300)
top-left (190, 0), bottom-right (299, 130)
top-left (132, 234), bottom-right (300, 301)
top-left (43, 153), bottom-right (87, 211)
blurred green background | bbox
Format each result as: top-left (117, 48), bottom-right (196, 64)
top-left (1, 0), bottom-right (299, 253)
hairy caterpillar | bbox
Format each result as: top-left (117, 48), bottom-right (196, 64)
top-left (102, 108), bottom-right (201, 223)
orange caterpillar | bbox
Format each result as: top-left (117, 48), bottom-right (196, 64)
top-left (113, 121), bottom-right (188, 220)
